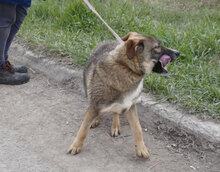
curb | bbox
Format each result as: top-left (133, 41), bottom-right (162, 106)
top-left (11, 43), bottom-right (84, 94)
top-left (10, 42), bottom-right (220, 151)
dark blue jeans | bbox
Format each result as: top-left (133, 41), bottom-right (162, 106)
top-left (0, 3), bottom-right (28, 68)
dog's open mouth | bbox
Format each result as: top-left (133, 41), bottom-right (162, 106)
top-left (153, 54), bottom-right (171, 74)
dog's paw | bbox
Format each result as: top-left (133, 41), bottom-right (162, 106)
top-left (135, 143), bottom-right (150, 159)
top-left (91, 117), bottom-right (100, 128)
top-left (67, 142), bottom-right (82, 155)
top-left (111, 125), bottom-right (120, 137)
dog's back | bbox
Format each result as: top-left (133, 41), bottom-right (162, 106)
top-left (83, 40), bottom-right (119, 97)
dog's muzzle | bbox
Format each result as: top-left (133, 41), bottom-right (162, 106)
top-left (153, 49), bottom-right (180, 74)
top-left (171, 50), bottom-right (180, 62)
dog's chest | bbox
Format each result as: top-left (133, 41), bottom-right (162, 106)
top-left (123, 79), bottom-right (143, 108)
top-left (101, 79), bottom-right (143, 114)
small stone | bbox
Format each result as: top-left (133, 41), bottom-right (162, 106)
top-left (171, 143), bottom-right (177, 148)
top-left (208, 144), bottom-right (215, 151)
top-left (190, 165), bottom-right (196, 170)
top-left (160, 124), bottom-right (166, 130)
top-left (144, 128), bottom-right (148, 132)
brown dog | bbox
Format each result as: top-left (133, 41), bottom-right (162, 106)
top-left (68, 32), bottom-right (180, 158)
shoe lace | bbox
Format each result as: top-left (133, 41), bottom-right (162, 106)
top-left (2, 61), bottom-right (14, 73)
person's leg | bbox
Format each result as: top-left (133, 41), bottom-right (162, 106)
top-left (0, 3), bottom-right (16, 67)
top-left (4, 5), bottom-right (28, 60)
top-left (0, 3), bottom-right (30, 85)
top-left (4, 5), bottom-right (28, 73)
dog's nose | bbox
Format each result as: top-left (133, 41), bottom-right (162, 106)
top-left (175, 51), bottom-right (180, 57)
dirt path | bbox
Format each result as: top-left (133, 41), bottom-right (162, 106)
top-left (0, 61), bottom-right (219, 172)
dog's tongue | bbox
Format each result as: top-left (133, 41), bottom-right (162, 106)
top-left (159, 55), bottom-right (171, 68)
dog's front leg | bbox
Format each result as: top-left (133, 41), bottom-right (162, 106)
top-left (125, 104), bottom-right (150, 159)
top-left (68, 106), bottom-right (97, 155)
top-left (111, 113), bottom-right (120, 137)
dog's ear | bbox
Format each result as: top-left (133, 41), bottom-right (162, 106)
top-left (126, 39), bottom-right (144, 59)
top-left (122, 33), bottom-right (131, 41)
top-left (121, 32), bottom-right (137, 41)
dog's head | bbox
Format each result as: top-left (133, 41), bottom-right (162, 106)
top-left (122, 32), bottom-right (180, 74)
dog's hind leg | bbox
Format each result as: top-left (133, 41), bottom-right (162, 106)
top-left (125, 104), bottom-right (150, 159)
top-left (111, 113), bottom-right (121, 137)
top-left (68, 106), bottom-right (97, 155)
top-left (91, 116), bottom-right (100, 128)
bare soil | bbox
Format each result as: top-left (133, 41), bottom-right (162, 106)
top-left (0, 60), bottom-right (219, 172)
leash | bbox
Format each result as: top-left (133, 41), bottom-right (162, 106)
top-left (83, 0), bottom-right (123, 43)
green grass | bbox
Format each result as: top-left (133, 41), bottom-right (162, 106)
top-left (18, 0), bottom-right (220, 120)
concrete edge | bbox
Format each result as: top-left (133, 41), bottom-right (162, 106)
top-left (11, 43), bottom-right (220, 147)
top-left (141, 93), bottom-right (220, 145)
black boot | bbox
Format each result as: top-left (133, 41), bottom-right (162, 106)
top-left (6, 60), bottom-right (28, 73)
top-left (0, 62), bottom-right (29, 85)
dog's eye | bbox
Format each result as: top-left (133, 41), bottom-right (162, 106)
top-left (154, 45), bottom-right (160, 49)
top-left (153, 46), bottom-right (161, 54)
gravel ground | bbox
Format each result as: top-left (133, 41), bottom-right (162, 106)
top-left (0, 45), bottom-right (219, 172)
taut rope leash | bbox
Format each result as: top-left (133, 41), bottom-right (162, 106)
top-left (83, 0), bottom-right (123, 43)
